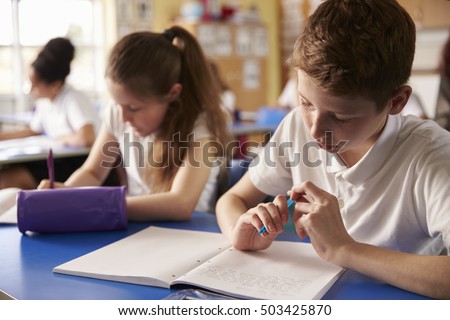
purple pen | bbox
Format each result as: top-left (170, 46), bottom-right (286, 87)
top-left (47, 148), bottom-right (54, 188)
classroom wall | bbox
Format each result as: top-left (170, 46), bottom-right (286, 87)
top-left (150, 0), bottom-right (281, 105)
top-left (105, 0), bottom-right (449, 108)
top-left (2, 1), bottom-right (448, 116)
top-left (102, 0), bottom-right (281, 106)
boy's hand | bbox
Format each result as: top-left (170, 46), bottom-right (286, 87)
top-left (289, 181), bottom-right (355, 263)
top-left (230, 195), bottom-right (290, 251)
top-left (37, 179), bottom-right (66, 189)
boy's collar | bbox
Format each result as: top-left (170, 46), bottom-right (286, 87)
top-left (328, 115), bottom-right (401, 184)
top-left (326, 153), bottom-right (347, 173)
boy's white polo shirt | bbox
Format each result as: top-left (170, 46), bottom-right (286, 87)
top-left (249, 108), bottom-right (450, 255)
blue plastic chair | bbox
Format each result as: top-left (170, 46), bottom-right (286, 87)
top-left (228, 158), bottom-right (251, 188)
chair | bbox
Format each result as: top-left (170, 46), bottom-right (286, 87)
top-left (216, 158), bottom-right (251, 201)
top-left (229, 158), bottom-right (250, 188)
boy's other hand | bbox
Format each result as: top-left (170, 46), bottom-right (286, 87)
top-left (290, 181), bottom-right (355, 263)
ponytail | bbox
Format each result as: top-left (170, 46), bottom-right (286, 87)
top-left (123, 26), bottom-right (229, 192)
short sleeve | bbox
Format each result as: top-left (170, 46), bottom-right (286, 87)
top-left (248, 110), bottom-right (300, 196)
top-left (191, 113), bottom-right (212, 141)
top-left (66, 91), bottom-right (99, 132)
top-left (415, 142), bottom-right (450, 254)
top-left (101, 103), bottom-right (124, 140)
top-left (29, 103), bottom-right (46, 134)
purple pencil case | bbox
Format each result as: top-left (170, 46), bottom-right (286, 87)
top-left (17, 186), bottom-right (127, 234)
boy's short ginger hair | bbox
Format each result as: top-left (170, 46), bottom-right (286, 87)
top-left (289, 0), bottom-right (415, 108)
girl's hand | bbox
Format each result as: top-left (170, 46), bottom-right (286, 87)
top-left (230, 194), bottom-right (290, 251)
top-left (37, 179), bottom-right (66, 189)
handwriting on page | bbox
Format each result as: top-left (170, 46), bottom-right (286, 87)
top-left (191, 263), bottom-right (312, 297)
top-left (179, 243), bottom-right (341, 299)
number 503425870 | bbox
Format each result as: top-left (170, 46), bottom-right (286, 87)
top-left (260, 304), bottom-right (332, 316)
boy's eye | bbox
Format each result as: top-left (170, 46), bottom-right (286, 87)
top-left (124, 105), bottom-right (140, 112)
top-left (333, 114), bottom-right (352, 123)
top-left (299, 98), bottom-right (314, 109)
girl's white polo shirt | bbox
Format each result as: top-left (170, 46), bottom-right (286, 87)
top-left (30, 84), bottom-right (99, 138)
top-left (103, 103), bottom-right (220, 214)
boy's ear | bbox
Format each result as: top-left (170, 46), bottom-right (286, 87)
top-left (389, 85), bottom-right (412, 115)
top-left (167, 83), bottom-right (182, 102)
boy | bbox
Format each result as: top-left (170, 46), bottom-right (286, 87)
top-left (216, 0), bottom-right (450, 299)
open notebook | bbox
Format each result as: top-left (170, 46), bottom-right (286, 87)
top-left (54, 226), bottom-right (344, 300)
top-left (0, 188), bottom-right (19, 224)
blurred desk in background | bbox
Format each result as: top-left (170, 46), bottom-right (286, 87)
top-left (231, 107), bottom-right (289, 136)
top-left (0, 136), bottom-right (90, 167)
top-left (230, 121), bottom-right (278, 136)
top-left (0, 111), bottom-right (33, 129)
top-left (230, 106), bottom-right (289, 159)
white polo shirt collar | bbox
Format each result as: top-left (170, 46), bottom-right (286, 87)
top-left (327, 114), bottom-right (401, 185)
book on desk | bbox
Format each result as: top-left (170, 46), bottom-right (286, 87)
top-left (53, 226), bottom-right (344, 300)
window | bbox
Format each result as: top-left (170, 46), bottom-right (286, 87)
top-left (0, 0), bottom-right (104, 112)
top-left (0, 1), bottom-right (14, 94)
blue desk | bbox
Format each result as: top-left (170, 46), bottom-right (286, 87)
top-left (0, 211), bottom-right (429, 300)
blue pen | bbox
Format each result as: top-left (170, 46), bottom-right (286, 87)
top-left (258, 198), bottom-right (296, 236)
top-left (47, 148), bottom-right (54, 189)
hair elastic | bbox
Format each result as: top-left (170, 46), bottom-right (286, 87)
top-left (163, 29), bottom-right (175, 42)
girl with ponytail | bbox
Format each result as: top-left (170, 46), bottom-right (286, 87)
top-left (39, 27), bottom-right (230, 220)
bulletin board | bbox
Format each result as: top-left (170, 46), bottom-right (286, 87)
top-left (115, 0), bottom-right (154, 39)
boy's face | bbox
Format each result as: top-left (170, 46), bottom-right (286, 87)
top-left (296, 70), bottom-right (390, 164)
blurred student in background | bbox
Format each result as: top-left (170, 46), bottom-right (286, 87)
top-left (209, 60), bottom-right (236, 124)
top-left (39, 27), bottom-right (230, 220)
top-left (0, 37), bottom-right (98, 189)
top-left (401, 92), bottom-right (427, 120)
top-left (277, 70), bottom-right (298, 110)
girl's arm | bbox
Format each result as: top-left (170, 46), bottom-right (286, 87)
top-left (63, 125), bottom-right (118, 186)
top-left (126, 137), bottom-right (215, 221)
top-left (55, 124), bottom-right (96, 147)
top-left (0, 127), bottom-right (39, 141)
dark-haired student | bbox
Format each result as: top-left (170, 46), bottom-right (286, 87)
top-left (39, 27), bottom-right (230, 221)
top-left (0, 37), bottom-right (98, 189)
top-left (216, 0), bottom-right (450, 299)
